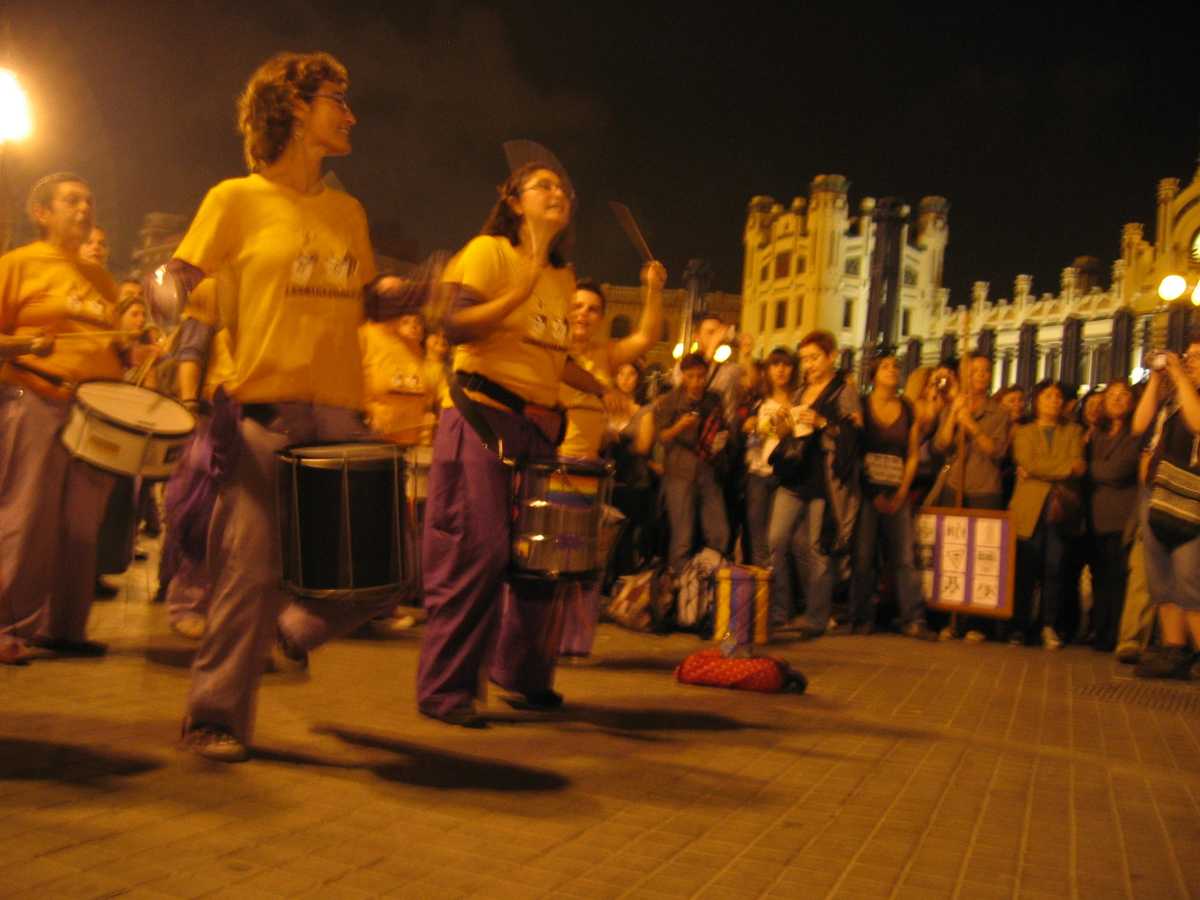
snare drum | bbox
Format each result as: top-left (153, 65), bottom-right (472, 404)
top-left (60, 381), bottom-right (195, 479)
top-left (276, 443), bottom-right (409, 600)
top-left (510, 459), bottom-right (615, 580)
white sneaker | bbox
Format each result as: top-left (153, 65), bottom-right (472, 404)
top-left (1041, 626), bottom-right (1062, 650)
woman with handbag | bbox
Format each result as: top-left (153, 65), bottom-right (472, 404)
top-left (1009, 380), bottom-right (1086, 649)
top-left (1131, 334), bottom-right (1200, 679)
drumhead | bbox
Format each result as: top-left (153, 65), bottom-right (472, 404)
top-left (75, 381), bottom-right (195, 435)
top-left (282, 442), bottom-right (403, 462)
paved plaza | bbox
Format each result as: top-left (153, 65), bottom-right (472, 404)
top-left (2, 551), bottom-right (1199, 900)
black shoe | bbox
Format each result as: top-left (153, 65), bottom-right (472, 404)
top-left (423, 704), bottom-right (487, 729)
top-left (94, 578), bottom-right (119, 599)
top-left (503, 689), bottom-right (564, 712)
top-left (1134, 645), bottom-right (1192, 680)
top-left (28, 637), bottom-right (107, 658)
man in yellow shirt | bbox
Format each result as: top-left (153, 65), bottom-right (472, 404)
top-left (0, 173), bottom-right (121, 665)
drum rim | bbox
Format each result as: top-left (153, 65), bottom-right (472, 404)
top-left (522, 458), bottom-right (614, 476)
top-left (276, 440), bottom-right (407, 469)
top-left (73, 381), bottom-right (196, 437)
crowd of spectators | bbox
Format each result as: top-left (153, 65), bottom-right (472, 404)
top-left (602, 316), bottom-right (1200, 681)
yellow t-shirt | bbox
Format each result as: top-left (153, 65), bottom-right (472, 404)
top-left (203, 329), bottom-right (235, 400)
top-left (446, 235), bottom-right (573, 409)
top-left (0, 240), bottom-right (122, 391)
top-left (559, 341), bottom-right (612, 460)
top-left (173, 174), bottom-right (377, 408)
top-left (359, 321), bottom-right (435, 441)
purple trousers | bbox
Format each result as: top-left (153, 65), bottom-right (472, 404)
top-left (0, 386), bottom-right (115, 653)
top-left (417, 406), bottom-right (560, 717)
top-left (184, 404), bottom-right (392, 744)
top-left (558, 579), bottom-right (601, 656)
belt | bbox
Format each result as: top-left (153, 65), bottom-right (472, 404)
top-left (455, 371), bottom-right (528, 415)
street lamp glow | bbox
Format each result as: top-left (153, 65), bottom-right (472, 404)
top-left (0, 69), bottom-right (33, 143)
top-left (1158, 274), bottom-right (1186, 302)
top-left (713, 344), bottom-right (732, 363)
top-left (1193, 280), bottom-right (1200, 306)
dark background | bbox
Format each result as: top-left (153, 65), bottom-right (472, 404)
top-left (3, 1), bottom-right (1196, 305)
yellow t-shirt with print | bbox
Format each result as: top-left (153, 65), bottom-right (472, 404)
top-left (0, 240), bottom-right (122, 391)
top-left (446, 235), bottom-right (573, 409)
top-left (173, 174), bottom-right (377, 409)
top-left (559, 341), bottom-right (612, 460)
top-left (359, 321), bottom-right (435, 442)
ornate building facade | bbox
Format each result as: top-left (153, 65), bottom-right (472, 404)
top-left (927, 168), bottom-right (1200, 391)
top-left (741, 168), bottom-right (1200, 393)
top-left (739, 175), bottom-right (949, 369)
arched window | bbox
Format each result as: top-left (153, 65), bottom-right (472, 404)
top-left (610, 315), bottom-right (632, 339)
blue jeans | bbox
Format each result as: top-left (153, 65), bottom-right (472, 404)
top-left (848, 497), bottom-right (924, 627)
top-left (767, 488), bottom-right (832, 627)
top-left (662, 468), bottom-right (729, 579)
top-left (744, 472), bottom-right (777, 570)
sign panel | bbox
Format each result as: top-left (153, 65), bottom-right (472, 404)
top-left (915, 507), bottom-right (1015, 619)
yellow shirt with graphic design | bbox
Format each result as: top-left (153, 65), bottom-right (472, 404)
top-left (446, 235), bottom-right (573, 409)
top-left (559, 341), bottom-right (612, 460)
top-left (173, 174), bottom-right (377, 408)
top-left (0, 240), bottom-right (122, 390)
top-left (359, 321), bottom-right (435, 442)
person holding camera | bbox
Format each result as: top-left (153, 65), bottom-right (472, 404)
top-left (655, 352), bottom-right (730, 587)
top-left (1131, 336), bottom-right (1200, 679)
top-left (929, 353), bottom-right (1010, 641)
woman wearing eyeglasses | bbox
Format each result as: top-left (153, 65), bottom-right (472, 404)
top-left (161, 52), bottom-right (408, 761)
top-left (416, 161), bottom-right (612, 727)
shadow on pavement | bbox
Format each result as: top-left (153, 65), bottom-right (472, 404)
top-left (554, 703), bottom-right (760, 733)
top-left (260, 727), bottom-right (570, 792)
top-left (0, 738), bottom-right (162, 783)
top-left (143, 644), bottom-right (196, 669)
top-left (581, 655), bottom-right (685, 673)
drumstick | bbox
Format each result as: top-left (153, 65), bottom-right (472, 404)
top-left (608, 202), bottom-right (655, 263)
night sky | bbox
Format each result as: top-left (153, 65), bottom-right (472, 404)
top-left (4, 2), bottom-right (1196, 307)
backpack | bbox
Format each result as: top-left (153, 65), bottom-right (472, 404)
top-left (675, 649), bottom-right (807, 693)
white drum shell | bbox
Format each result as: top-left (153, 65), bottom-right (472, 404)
top-left (60, 382), bottom-right (194, 480)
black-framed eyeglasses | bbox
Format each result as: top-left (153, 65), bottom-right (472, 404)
top-left (310, 92), bottom-right (351, 112)
top-left (520, 178), bottom-right (574, 201)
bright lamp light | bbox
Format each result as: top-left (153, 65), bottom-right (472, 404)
top-left (1192, 281), bottom-right (1200, 306)
top-left (672, 342), bottom-right (684, 360)
top-left (1158, 274), bottom-right (1186, 302)
top-left (713, 344), bottom-right (732, 363)
top-left (0, 69), bottom-right (33, 143)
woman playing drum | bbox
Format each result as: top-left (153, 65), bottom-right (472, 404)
top-left (165, 52), bottom-right (407, 760)
top-left (0, 173), bottom-right (122, 666)
top-left (417, 161), bottom-right (610, 726)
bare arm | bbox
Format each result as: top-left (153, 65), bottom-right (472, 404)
top-left (1131, 371), bottom-right (1162, 437)
top-left (562, 357), bottom-right (606, 398)
top-left (444, 264), bottom-right (540, 344)
top-left (610, 261), bottom-right (666, 370)
top-left (634, 408), bottom-right (655, 456)
top-left (1165, 354), bottom-right (1200, 434)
